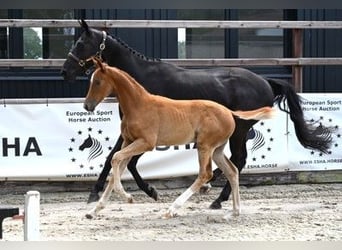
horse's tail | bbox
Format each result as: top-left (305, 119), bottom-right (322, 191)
top-left (232, 106), bottom-right (276, 121)
top-left (266, 77), bottom-right (333, 153)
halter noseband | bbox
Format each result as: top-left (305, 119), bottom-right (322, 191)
top-left (68, 30), bottom-right (107, 75)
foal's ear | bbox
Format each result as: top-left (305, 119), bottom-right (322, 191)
top-left (79, 19), bottom-right (90, 35)
top-left (92, 57), bottom-right (106, 72)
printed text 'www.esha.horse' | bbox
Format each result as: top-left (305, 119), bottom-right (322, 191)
top-left (61, 20), bottom-right (333, 210)
top-left (83, 58), bottom-right (275, 220)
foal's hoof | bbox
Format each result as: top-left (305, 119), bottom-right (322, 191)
top-left (148, 185), bottom-right (159, 201)
top-left (232, 208), bottom-right (241, 217)
top-left (223, 210), bottom-right (240, 221)
top-left (209, 200), bottom-right (222, 210)
top-left (127, 195), bottom-right (134, 203)
top-left (199, 183), bottom-right (212, 194)
top-left (163, 211), bottom-right (177, 219)
top-left (85, 213), bottom-right (94, 219)
top-left (87, 192), bottom-right (100, 204)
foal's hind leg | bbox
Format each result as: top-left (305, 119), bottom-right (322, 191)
top-left (165, 147), bottom-right (213, 218)
top-left (212, 144), bottom-right (240, 217)
top-left (210, 123), bottom-right (252, 209)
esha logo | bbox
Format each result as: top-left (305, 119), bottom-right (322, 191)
top-left (68, 127), bottom-right (114, 171)
top-left (246, 121), bottom-right (274, 161)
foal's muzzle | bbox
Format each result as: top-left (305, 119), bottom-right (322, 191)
top-left (83, 100), bottom-right (97, 112)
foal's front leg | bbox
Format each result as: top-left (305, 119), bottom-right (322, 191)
top-left (86, 138), bottom-right (153, 219)
top-left (85, 154), bottom-right (129, 219)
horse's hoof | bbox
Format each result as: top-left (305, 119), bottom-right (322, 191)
top-left (87, 192), bottom-right (100, 204)
top-left (149, 185), bottom-right (159, 201)
top-left (209, 200), bottom-right (222, 210)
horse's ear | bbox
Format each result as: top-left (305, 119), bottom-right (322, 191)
top-left (79, 19), bottom-right (90, 35)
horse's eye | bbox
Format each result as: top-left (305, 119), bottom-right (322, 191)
top-left (78, 43), bottom-right (85, 50)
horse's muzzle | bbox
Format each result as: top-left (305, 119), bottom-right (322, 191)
top-left (60, 68), bottom-right (76, 82)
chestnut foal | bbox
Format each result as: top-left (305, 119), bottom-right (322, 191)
top-left (84, 58), bottom-right (275, 219)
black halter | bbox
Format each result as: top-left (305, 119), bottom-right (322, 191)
top-left (68, 31), bottom-right (107, 75)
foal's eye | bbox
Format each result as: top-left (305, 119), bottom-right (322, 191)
top-left (94, 79), bottom-right (101, 86)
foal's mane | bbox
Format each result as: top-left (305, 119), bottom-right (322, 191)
top-left (102, 63), bottom-right (150, 95)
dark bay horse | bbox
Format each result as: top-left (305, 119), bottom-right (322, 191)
top-left (61, 20), bottom-right (333, 209)
top-left (84, 58), bottom-right (275, 219)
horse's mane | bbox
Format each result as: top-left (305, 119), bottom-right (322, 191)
top-left (110, 34), bottom-right (161, 62)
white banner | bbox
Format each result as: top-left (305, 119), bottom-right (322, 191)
top-left (1, 100), bottom-right (120, 180)
top-left (0, 94), bottom-right (341, 181)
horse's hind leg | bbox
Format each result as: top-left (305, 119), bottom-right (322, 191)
top-left (212, 144), bottom-right (240, 217)
top-left (127, 154), bottom-right (159, 201)
top-left (165, 146), bottom-right (213, 218)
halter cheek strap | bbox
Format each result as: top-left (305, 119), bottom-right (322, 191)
top-left (96, 31), bottom-right (107, 60)
top-left (68, 30), bottom-right (107, 75)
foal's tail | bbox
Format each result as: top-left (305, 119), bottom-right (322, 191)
top-left (232, 106), bottom-right (275, 121)
top-left (266, 77), bottom-right (333, 153)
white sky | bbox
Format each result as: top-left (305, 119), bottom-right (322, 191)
top-left (32, 27), bottom-right (42, 39)
top-left (178, 28), bottom-right (186, 42)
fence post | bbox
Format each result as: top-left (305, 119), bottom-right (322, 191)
top-left (292, 29), bottom-right (303, 93)
top-left (24, 191), bottom-right (40, 241)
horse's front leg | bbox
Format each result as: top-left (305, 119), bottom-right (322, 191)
top-left (127, 155), bottom-right (159, 201)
